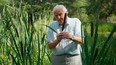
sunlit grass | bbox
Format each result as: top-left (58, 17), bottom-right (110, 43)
top-left (0, 1), bottom-right (52, 65)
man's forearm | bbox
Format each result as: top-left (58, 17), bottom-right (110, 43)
top-left (48, 39), bottom-right (60, 49)
top-left (70, 36), bottom-right (84, 44)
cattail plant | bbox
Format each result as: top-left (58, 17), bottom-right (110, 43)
top-left (77, 6), bottom-right (116, 65)
top-left (0, 0), bottom-right (52, 65)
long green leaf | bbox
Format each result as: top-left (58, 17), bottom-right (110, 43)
top-left (43, 24), bottom-right (57, 33)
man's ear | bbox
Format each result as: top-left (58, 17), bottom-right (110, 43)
top-left (65, 11), bottom-right (68, 15)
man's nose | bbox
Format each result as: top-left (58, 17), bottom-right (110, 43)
top-left (57, 15), bottom-right (60, 19)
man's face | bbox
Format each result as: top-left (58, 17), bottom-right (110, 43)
top-left (54, 9), bottom-right (65, 25)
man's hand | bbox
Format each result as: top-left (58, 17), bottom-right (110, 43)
top-left (58, 32), bottom-right (84, 44)
top-left (58, 32), bottom-right (72, 40)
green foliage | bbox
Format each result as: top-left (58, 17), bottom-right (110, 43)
top-left (87, 0), bottom-right (116, 20)
top-left (0, 1), bottom-right (52, 65)
top-left (98, 24), bottom-right (114, 32)
top-left (82, 20), bottom-right (116, 65)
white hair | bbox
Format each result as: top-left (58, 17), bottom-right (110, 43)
top-left (53, 5), bottom-right (68, 13)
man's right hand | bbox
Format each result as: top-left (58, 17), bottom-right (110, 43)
top-left (56, 33), bottom-right (63, 42)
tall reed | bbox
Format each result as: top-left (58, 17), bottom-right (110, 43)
top-left (0, 1), bottom-right (52, 65)
top-left (80, 14), bottom-right (116, 65)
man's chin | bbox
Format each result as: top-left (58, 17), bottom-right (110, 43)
top-left (59, 21), bottom-right (63, 24)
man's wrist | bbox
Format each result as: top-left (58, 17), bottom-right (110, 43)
top-left (71, 35), bottom-right (74, 41)
top-left (56, 39), bottom-right (61, 42)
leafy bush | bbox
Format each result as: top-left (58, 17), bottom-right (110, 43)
top-left (98, 24), bottom-right (114, 32)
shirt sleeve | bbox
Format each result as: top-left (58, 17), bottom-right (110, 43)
top-left (47, 23), bottom-right (54, 43)
top-left (74, 18), bottom-right (82, 37)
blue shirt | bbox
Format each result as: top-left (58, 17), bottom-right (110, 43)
top-left (48, 17), bottom-right (83, 55)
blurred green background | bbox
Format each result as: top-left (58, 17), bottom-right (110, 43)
top-left (0, 0), bottom-right (116, 65)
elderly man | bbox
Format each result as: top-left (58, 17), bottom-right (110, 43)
top-left (47, 5), bottom-right (84, 65)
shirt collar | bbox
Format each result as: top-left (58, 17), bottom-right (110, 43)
top-left (66, 17), bottom-right (70, 25)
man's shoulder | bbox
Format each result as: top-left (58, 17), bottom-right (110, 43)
top-left (69, 17), bottom-right (81, 23)
top-left (69, 17), bottom-right (80, 21)
top-left (49, 21), bottom-right (58, 27)
top-left (50, 21), bottom-right (57, 24)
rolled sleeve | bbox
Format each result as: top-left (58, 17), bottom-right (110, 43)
top-left (74, 19), bottom-right (82, 37)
